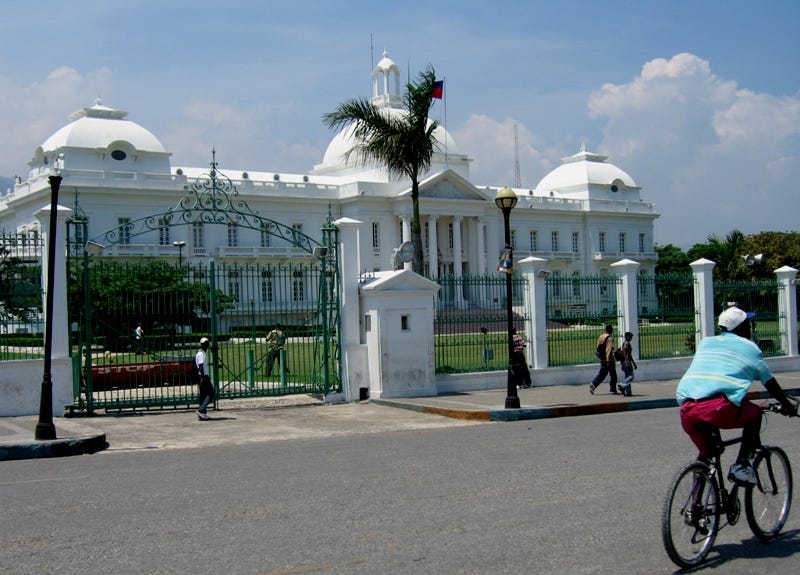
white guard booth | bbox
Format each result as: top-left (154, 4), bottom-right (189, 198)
top-left (360, 270), bottom-right (440, 399)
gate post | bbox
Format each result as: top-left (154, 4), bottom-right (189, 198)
top-left (775, 266), bottom-right (798, 356)
top-left (34, 203), bottom-right (72, 416)
top-left (611, 258), bottom-right (641, 353)
top-left (333, 217), bottom-right (363, 402)
top-left (518, 256), bottom-right (549, 369)
top-left (690, 258), bottom-right (716, 345)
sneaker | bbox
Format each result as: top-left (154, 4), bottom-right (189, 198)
top-left (728, 463), bottom-right (757, 485)
top-left (617, 384), bottom-right (624, 395)
top-left (588, 383), bottom-right (596, 395)
top-left (196, 410), bottom-right (210, 421)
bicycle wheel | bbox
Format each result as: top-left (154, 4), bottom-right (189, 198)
top-left (662, 461), bottom-right (720, 569)
top-left (745, 446), bottom-right (793, 541)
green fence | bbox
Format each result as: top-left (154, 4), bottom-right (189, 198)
top-left (433, 274), bottom-right (529, 374)
top-left (545, 274), bottom-right (621, 367)
top-left (69, 259), bottom-right (339, 411)
top-left (0, 233), bottom-right (44, 361)
top-left (714, 279), bottom-right (784, 357)
top-left (637, 273), bottom-right (696, 359)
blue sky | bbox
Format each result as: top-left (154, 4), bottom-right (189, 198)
top-left (1, 0), bottom-right (798, 248)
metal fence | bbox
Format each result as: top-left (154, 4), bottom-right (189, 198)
top-left (69, 259), bottom-right (340, 412)
top-left (433, 274), bottom-right (529, 374)
top-left (545, 274), bottom-right (621, 367)
top-left (637, 273), bottom-right (696, 359)
top-left (0, 232), bottom-right (44, 360)
top-left (714, 279), bottom-right (784, 357)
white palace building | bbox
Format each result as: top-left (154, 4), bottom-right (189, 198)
top-left (1, 52), bottom-right (659, 289)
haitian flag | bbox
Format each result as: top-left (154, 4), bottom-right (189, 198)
top-left (431, 80), bottom-right (444, 99)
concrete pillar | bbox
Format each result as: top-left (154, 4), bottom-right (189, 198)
top-left (518, 256), bottom-right (549, 369)
top-left (34, 204), bottom-right (72, 359)
top-left (775, 266), bottom-right (798, 356)
top-left (611, 258), bottom-right (641, 354)
top-left (690, 258), bottom-right (716, 344)
top-left (333, 217), bottom-right (362, 402)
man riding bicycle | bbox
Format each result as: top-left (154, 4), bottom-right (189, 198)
top-left (676, 306), bottom-right (797, 485)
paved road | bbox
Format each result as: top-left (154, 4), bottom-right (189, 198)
top-left (2, 408), bottom-right (799, 574)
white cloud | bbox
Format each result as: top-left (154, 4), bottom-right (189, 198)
top-left (451, 114), bottom-right (553, 189)
top-left (588, 53), bottom-right (800, 247)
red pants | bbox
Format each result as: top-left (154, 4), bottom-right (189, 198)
top-left (680, 396), bottom-right (761, 458)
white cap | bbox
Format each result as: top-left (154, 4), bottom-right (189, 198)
top-left (718, 307), bottom-right (755, 331)
top-left (199, 337), bottom-right (210, 344)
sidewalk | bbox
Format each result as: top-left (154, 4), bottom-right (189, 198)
top-left (3, 372), bottom-right (799, 462)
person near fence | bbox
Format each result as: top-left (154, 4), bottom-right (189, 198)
top-left (589, 324), bottom-right (618, 395)
top-left (195, 337), bottom-right (215, 420)
top-left (511, 328), bottom-right (532, 389)
top-left (134, 323), bottom-right (145, 355)
top-left (617, 331), bottom-right (637, 396)
top-left (675, 306), bottom-right (797, 484)
top-left (265, 323), bottom-right (289, 376)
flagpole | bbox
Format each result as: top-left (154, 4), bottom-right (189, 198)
top-left (444, 75), bottom-right (448, 167)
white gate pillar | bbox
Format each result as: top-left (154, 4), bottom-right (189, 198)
top-left (690, 258), bottom-right (716, 345)
top-left (775, 266), bottom-right (798, 356)
top-left (518, 256), bottom-right (549, 369)
top-left (332, 217), bottom-right (364, 402)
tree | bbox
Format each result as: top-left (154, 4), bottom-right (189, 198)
top-left (323, 65), bottom-right (441, 275)
top-left (68, 260), bottom-right (236, 351)
top-left (687, 229), bottom-right (748, 280)
top-left (741, 231), bottom-right (800, 279)
top-left (0, 253), bottom-right (41, 323)
top-left (654, 244), bottom-right (690, 274)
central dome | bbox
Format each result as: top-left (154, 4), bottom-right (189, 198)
top-left (319, 108), bottom-right (459, 170)
top-left (314, 51), bottom-right (459, 176)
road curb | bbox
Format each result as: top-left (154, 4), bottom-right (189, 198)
top-left (0, 433), bottom-right (107, 462)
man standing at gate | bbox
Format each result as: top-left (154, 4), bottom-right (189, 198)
top-left (265, 323), bottom-right (288, 377)
top-left (195, 337), bottom-right (214, 420)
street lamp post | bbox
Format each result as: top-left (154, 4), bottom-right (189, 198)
top-left (495, 187), bottom-right (520, 409)
top-left (250, 297), bottom-right (256, 343)
top-left (173, 240), bottom-right (186, 266)
top-left (35, 174), bottom-right (62, 440)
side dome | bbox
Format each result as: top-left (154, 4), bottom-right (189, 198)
top-left (39, 101), bottom-right (167, 154)
top-left (536, 149), bottom-right (638, 193)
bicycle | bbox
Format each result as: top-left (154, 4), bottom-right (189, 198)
top-left (661, 401), bottom-right (794, 569)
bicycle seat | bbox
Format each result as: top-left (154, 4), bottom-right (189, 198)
top-left (694, 420), bottom-right (724, 455)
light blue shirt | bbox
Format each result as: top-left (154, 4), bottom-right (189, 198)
top-left (676, 332), bottom-right (773, 406)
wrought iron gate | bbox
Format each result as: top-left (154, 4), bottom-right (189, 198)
top-left (66, 159), bottom-right (340, 412)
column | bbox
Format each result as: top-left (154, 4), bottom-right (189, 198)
top-left (35, 204), bottom-right (72, 359)
top-left (611, 258), bottom-right (641, 355)
top-left (333, 217), bottom-right (362, 402)
top-left (518, 256), bottom-right (549, 370)
top-left (690, 258), bottom-right (716, 345)
top-left (399, 215), bottom-right (412, 270)
top-left (452, 216), bottom-right (465, 308)
top-left (427, 215), bottom-right (439, 279)
top-left (775, 266), bottom-right (798, 356)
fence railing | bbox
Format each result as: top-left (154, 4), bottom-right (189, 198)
top-left (545, 274), bottom-right (621, 367)
top-left (637, 273), bottom-right (697, 359)
top-left (714, 279), bottom-right (784, 357)
top-left (0, 232), bottom-right (44, 361)
top-left (433, 274), bottom-right (529, 374)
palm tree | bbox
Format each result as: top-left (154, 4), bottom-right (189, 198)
top-left (688, 229), bottom-right (748, 279)
top-left (323, 65), bottom-right (440, 275)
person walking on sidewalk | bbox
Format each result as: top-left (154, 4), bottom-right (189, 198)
top-left (589, 324), bottom-right (618, 395)
top-left (195, 337), bottom-right (215, 420)
top-left (511, 328), bottom-right (532, 389)
top-left (617, 331), bottom-right (637, 396)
